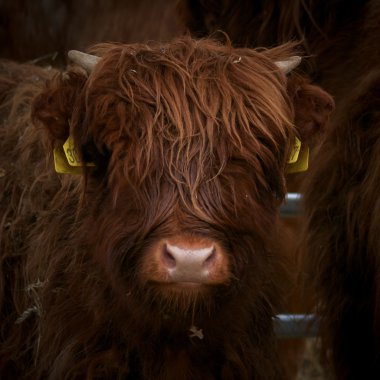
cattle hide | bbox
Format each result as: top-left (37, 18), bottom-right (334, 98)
top-left (0, 36), bottom-right (333, 379)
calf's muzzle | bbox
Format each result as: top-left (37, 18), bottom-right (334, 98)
top-left (163, 243), bottom-right (217, 283)
top-left (144, 236), bottom-right (230, 286)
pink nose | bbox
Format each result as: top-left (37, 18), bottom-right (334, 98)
top-left (162, 243), bottom-right (217, 283)
top-left (141, 236), bottom-right (230, 285)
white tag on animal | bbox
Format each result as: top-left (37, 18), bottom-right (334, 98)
top-left (189, 325), bottom-right (204, 340)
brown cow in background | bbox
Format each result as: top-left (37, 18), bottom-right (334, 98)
top-left (0, 0), bottom-right (180, 64)
top-left (179, 0), bottom-right (380, 378)
top-left (0, 36), bottom-right (333, 379)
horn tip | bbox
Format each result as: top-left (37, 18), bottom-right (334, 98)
top-left (290, 56), bottom-right (302, 67)
top-left (275, 55), bottom-right (302, 74)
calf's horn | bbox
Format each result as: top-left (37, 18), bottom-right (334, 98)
top-left (275, 56), bottom-right (301, 74)
top-left (68, 50), bottom-right (101, 73)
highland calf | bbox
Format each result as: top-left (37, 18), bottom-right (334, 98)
top-left (0, 37), bottom-right (333, 379)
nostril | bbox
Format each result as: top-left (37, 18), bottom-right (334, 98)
top-left (203, 248), bottom-right (217, 268)
top-left (162, 244), bottom-right (176, 268)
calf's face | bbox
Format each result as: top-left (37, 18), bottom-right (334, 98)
top-left (32, 38), bottom-right (333, 315)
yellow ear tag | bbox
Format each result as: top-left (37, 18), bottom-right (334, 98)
top-left (63, 135), bottom-right (85, 167)
top-left (286, 137), bottom-right (309, 174)
top-left (53, 136), bottom-right (95, 174)
top-left (288, 136), bottom-right (301, 164)
top-left (53, 145), bottom-right (83, 174)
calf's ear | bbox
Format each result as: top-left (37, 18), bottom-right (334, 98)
top-left (31, 71), bottom-right (95, 175)
top-left (32, 51), bottom-right (101, 144)
top-left (31, 71), bottom-right (87, 144)
top-left (32, 52), bottom-right (108, 176)
top-left (287, 74), bottom-right (335, 145)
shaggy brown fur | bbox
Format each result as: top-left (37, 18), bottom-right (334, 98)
top-left (178, 1), bottom-right (380, 378)
top-left (0, 37), bottom-right (333, 379)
